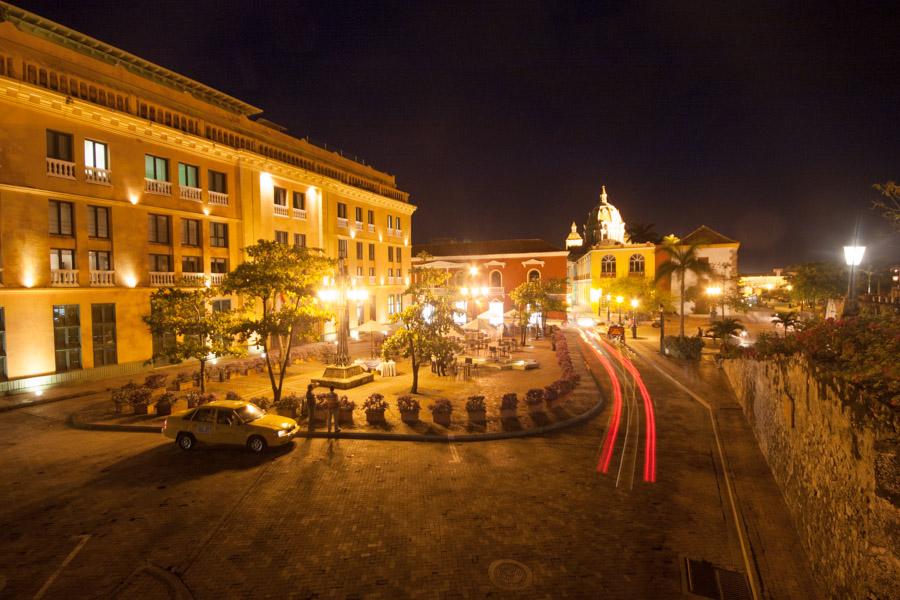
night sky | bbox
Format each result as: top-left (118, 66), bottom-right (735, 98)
top-left (16, 0), bottom-right (900, 271)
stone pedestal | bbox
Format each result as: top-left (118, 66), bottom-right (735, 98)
top-left (311, 364), bottom-right (374, 390)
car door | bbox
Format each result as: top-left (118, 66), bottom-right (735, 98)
top-left (214, 408), bottom-right (244, 446)
top-left (189, 407), bottom-right (216, 443)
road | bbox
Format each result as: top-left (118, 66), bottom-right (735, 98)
top-left (0, 330), bottom-right (817, 599)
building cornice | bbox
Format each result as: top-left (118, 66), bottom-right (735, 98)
top-left (412, 251), bottom-right (569, 262)
top-left (0, 78), bottom-right (416, 215)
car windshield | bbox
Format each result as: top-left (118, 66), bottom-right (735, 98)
top-left (235, 404), bottom-right (265, 423)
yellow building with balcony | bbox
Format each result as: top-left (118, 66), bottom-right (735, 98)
top-left (0, 3), bottom-right (414, 388)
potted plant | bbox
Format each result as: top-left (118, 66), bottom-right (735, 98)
top-left (144, 374), bottom-right (168, 389)
top-left (543, 385), bottom-right (559, 409)
top-left (525, 388), bottom-right (545, 414)
top-left (129, 386), bottom-right (153, 415)
top-left (155, 392), bottom-right (177, 416)
top-left (339, 396), bottom-right (355, 425)
top-left (362, 393), bottom-right (388, 425)
top-left (500, 393), bottom-right (518, 419)
top-left (250, 396), bottom-right (271, 411)
top-left (225, 391), bottom-right (241, 401)
top-left (397, 395), bottom-right (421, 424)
top-left (111, 383), bottom-right (135, 414)
top-left (429, 398), bottom-right (453, 427)
top-left (315, 394), bottom-right (330, 424)
top-left (465, 395), bottom-right (486, 425)
top-left (171, 372), bottom-right (194, 391)
top-left (185, 390), bottom-right (202, 409)
top-left (275, 393), bottom-right (301, 418)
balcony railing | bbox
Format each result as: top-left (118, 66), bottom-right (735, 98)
top-left (90, 270), bottom-right (115, 286)
top-left (274, 204), bottom-right (290, 217)
top-left (354, 221), bottom-right (363, 231)
top-left (50, 269), bottom-right (79, 287)
top-left (180, 272), bottom-right (206, 286)
top-left (395, 229), bottom-right (403, 238)
top-left (46, 157), bottom-right (76, 179)
top-left (367, 223), bottom-right (375, 233)
top-left (208, 191), bottom-right (229, 206)
top-left (84, 166), bottom-right (111, 185)
top-left (180, 185), bottom-right (202, 202)
top-left (337, 217), bottom-right (348, 229)
top-left (145, 178), bottom-right (172, 196)
top-left (150, 271), bottom-right (176, 286)
top-left (368, 275), bottom-right (376, 285)
top-left (209, 273), bottom-right (226, 286)
top-left (293, 208), bottom-right (307, 220)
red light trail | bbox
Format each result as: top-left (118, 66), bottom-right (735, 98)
top-left (580, 330), bottom-right (622, 474)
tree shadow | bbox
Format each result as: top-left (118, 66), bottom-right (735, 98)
top-left (550, 405), bottom-right (573, 420)
top-left (529, 412), bottom-right (552, 427)
top-left (500, 417), bottom-right (523, 431)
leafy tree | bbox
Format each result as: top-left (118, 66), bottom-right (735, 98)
top-left (604, 275), bottom-right (675, 314)
top-left (654, 240), bottom-right (713, 337)
top-left (143, 287), bottom-right (243, 392)
top-left (510, 278), bottom-right (566, 345)
top-left (221, 240), bottom-right (334, 403)
top-left (625, 222), bottom-right (662, 244)
top-left (382, 267), bottom-right (462, 394)
top-left (786, 262), bottom-right (845, 310)
top-left (771, 311), bottom-right (799, 335)
top-left (706, 317), bottom-right (744, 347)
top-left (872, 181), bottom-right (900, 231)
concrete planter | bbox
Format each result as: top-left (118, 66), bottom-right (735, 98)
top-left (467, 409), bottom-right (486, 425)
top-left (432, 412), bottom-right (451, 427)
top-left (132, 403), bottom-right (150, 416)
top-left (526, 402), bottom-right (545, 415)
top-left (173, 380), bottom-right (194, 391)
top-left (366, 409), bottom-right (386, 425)
top-left (400, 410), bottom-right (419, 425)
top-left (339, 408), bottom-right (354, 425)
top-left (500, 407), bottom-right (517, 419)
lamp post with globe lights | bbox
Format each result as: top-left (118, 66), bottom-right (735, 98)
top-left (630, 298), bottom-right (639, 338)
top-left (843, 245), bottom-right (866, 316)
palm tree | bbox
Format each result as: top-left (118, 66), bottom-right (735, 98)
top-left (771, 311), bottom-right (799, 335)
top-left (706, 318), bottom-right (744, 347)
top-left (626, 222), bottom-right (662, 244)
top-left (655, 242), bottom-right (713, 337)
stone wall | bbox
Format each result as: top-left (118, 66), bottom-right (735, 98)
top-left (723, 357), bottom-right (899, 600)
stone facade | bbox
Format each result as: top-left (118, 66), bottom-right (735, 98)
top-left (723, 357), bottom-right (899, 599)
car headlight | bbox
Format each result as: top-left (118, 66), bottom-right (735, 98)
top-left (277, 429), bottom-right (291, 438)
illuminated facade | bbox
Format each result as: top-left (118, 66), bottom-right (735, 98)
top-left (0, 4), bottom-right (414, 386)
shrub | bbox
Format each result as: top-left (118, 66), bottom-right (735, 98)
top-left (128, 386), bottom-right (153, 408)
top-left (362, 393), bottom-right (388, 412)
top-left (554, 379), bottom-right (573, 395)
top-left (156, 392), bottom-right (176, 405)
top-left (500, 393), bottom-right (518, 410)
top-left (185, 390), bottom-right (202, 408)
top-left (144, 374), bottom-right (168, 389)
top-left (465, 395), bottom-right (486, 411)
top-left (339, 395), bottom-right (355, 410)
top-left (277, 393), bottom-right (302, 409)
top-left (397, 395), bottom-right (420, 413)
top-left (250, 396), bottom-right (271, 410)
top-left (543, 386), bottom-right (558, 402)
top-left (525, 388), bottom-right (545, 406)
top-left (225, 391), bottom-right (241, 401)
top-left (429, 398), bottom-right (453, 415)
top-left (315, 393), bottom-right (330, 411)
top-left (663, 335), bottom-right (703, 360)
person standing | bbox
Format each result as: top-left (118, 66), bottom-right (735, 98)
top-left (325, 386), bottom-right (340, 433)
top-left (305, 384), bottom-right (316, 432)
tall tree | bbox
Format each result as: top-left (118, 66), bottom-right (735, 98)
top-left (382, 267), bottom-right (462, 394)
top-left (510, 278), bottom-right (566, 345)
top-left (654, 241), bottom-right (713, 337)
top-left (625, 222), bottom-right (662, 244)
top-left (786, 262), bottom-right (845, 310)
top-left (143, 287), bottom-right (242, 392)
top-left (221, 240), bottom-right (333, 403)
top-left (872, 181), bottom-right (900, 232)
top-left (706, 317), bottom-right (744, 347)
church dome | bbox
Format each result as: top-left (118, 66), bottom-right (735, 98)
top-left (565, 222), bottom-right (583, 248)
top-left (584, 185), bottom-right (627, 246)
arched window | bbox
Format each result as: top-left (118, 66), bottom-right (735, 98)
top-left (489, 270), bottom-right (502, 288)
top-left (527, 269), bottom-right (541, 281)
top-left (601, 255), bottom-right (616, 277)
top-left (629, 254), bottom-right (645, 275)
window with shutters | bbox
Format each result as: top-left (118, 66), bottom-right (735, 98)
top-left (148, 214), bottom-right (171, 244)
top-left (181, 219), bottom-right (201, 246)
top-left (149, 254), bottom-right (172, 272)
top-left (275, 230), bottom-right (288, 245)
top-left (178, 162), bottom-right (199, 187)
top-left (387, 214), bottom-right (394, 229)
top-left (212, 299), bottom-right (231, 312)
top-left (91, 303), bottom-right (117, 366)
top-left (53, 304), bottom-right (81, 372)
top-left (88, 250), bottom-right (112, 271)
top-left (355, 207), bottom-right (363, 222)
top-left (337, 202), bottom-right (347, 218)
top-left (145, 155), bottom-right (169, 181)
top-left (292, 191), bottom-right (305, 210)
top-left (369, 244), bottom-right (375, 261)
top-left (388, 247), bottom-right (394, 262)
top-left (338, 239), bottom-right (348, 258)
top-left (208, 170), bottom-right (228, 193)
top-left (50, 248), bottom-right (76, 270)
top-left (87, 205), bottom-right (110, 238)
top-left (367, 209), bottom-right (374, 225)
top-left (48, 200), bottom-right (74, 236)
top-left (181, 255), bottom-right (202, 273)
top-left (273, 187), bottom-right (287, 206)
top-left (0, 308), bottom-right (6, 380)
top-left (84, 140), bottom-right (108, 170)
top-left (46, 130), bottom-right (73, 161)
top-left (210, 258), bottom-right (228, 273)
top-left (210, 222), bottom-right (228, 247)
top-left (356, 242), bottom-right (363, 260)
top-left (293, 233), bottom-right (306, 248)
top-left (396, 217), bottom-right (402, 231)
top-left (397, 247), bottom-right (402, 262)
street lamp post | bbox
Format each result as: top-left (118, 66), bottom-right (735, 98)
top-left (843, 245), bottom-right (866, 316)
top-left (658, 305), bottom-right (665, 354)
top-left (630, 298), bottom-right (639, 339)
top-left (318, 257), bottom-right (369, 367)
top-left (615, 295), bottom-right (624, 324)
top-left (606, 294), bottom-right (612, 323)
top-left (706, 286), bottom-right (722, 320)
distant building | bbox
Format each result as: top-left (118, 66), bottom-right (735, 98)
top-left (411, 239), bottom-right (568, 321)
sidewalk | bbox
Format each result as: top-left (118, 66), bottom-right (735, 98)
top-left (628, 331), bottom-right (821, 599)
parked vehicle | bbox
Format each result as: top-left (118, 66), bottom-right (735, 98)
top-left (162, 400), bottom-right (298, 453)
top-left (607, 324), bottom-right (626, 341)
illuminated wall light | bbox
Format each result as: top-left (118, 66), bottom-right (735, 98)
top-left (405, 276), bottom-right (410, 285)
top-left (129, 194), bottom-right (139, 205)
top-left (380, 277), bottom-right (385, 285)
top-left (260, 171), bottom-right (273, 190)
top-left (378, 233), bottom-right (383, 242)
top-left (404, 238), bottom-right (409, 246)
top-left (202, 207), bottom-right (211, 216)
top-left (350, 230), bottom-right (356, 239)
top-left (22, 272), bottom-right (35, 288)
top-left (32, 388), bottom-right (44, 397)
top-left (122, 273), bottom-right (137, 288)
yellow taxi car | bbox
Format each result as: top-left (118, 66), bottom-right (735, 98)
top-left (162, 400), bottom-right (298, 453)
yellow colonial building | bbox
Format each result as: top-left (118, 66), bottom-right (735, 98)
top-left (0, 3), bottom-right (414, 389)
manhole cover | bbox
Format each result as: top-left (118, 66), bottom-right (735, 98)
top-left (488, 559), bottom-right (533, 590)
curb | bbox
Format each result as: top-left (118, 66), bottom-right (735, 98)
top-left (0, 389), bottom-right (103, 413)
top-left (69, 331), bottom-right (608, 443)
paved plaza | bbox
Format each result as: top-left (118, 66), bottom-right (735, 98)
top-left (0, 327), bottom-right (819, 598)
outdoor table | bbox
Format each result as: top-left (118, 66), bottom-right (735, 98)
top-left (378, 361), bottom-right (397, 377)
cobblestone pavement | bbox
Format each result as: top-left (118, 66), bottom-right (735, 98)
top-left (0, 329), bottom-right (817, 599)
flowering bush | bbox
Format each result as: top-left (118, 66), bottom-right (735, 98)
top-left (397, 395), bottom-right (421, 413)
top-left (144, 374), bottom-right (168, 389)
top-left (276, 393), bottom-right (302, 410)
top-left (339, 396), bottom-right (355, 410)
top-left (363, 393), bottom-right (388, 412)
top-left (525, 388), bottom-right (545, 406)
top-left (315, 394), bottom-right (330, 411)
top-left (429, 398), bottom-right (453, 415)
top-left (554, 379), bottom-right (573, 395)
top-left (128, 386), bottom-right (153, 411)
top-left (543, 386), bottom-right (558, 403)
top-left (500, 393), bottom-right (518, 410)
top-left (250, 396), bottom-right (271, 410)
top-left (466, 395), bottom-right (486, 411)
top-left (663, 336), bottom-right (703, 360)
top-left (225, 390), bottom-right (241, 401)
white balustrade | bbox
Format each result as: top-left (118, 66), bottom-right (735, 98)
top-left (209, 273), bottom-right (225, 286)
top-left (50, 269), bottom-right (79, 287)
top-left (179, 185), bottom-right (202, 202)
top-left (180, 272), bottom-right (206, 286)
top-left (208, 191), bottom-right (229, 206)
top-left (354, 221), bottom-right (363, 231)
top-left (293, 208), bottom-right (307, 220)
top-left (337, 217), bottom-right (348, 228)
top-left (90, 270), bottom-right (115, 286)
top-left (368, 276), bottom-right (376, 285)
top-left (84, 166), bottom-right (111, 185)
top-left (46, 157), bottom-right (76, 179)
top-left (149, 271), bottom-right (176, 286)
top-left (145, 178), bottom-right (172, 196)
top-left (274, 204), bottom-right (290, 217)
top-left (367, 223), bottom-right (375, 233)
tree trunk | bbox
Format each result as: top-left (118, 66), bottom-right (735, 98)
top-left (198, 358), bottom-right (206, 393)
top-left (264, 341), bottom-right (279, 403)
top-left (410, 358), bottom-right (419, 394)
top-left (679, 275), bottom-right (686, 338)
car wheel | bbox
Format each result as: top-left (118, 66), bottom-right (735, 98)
top-left (247, 435), bottom-right (267, 453)
top-left (176, 432), bottom-right (195, 451)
